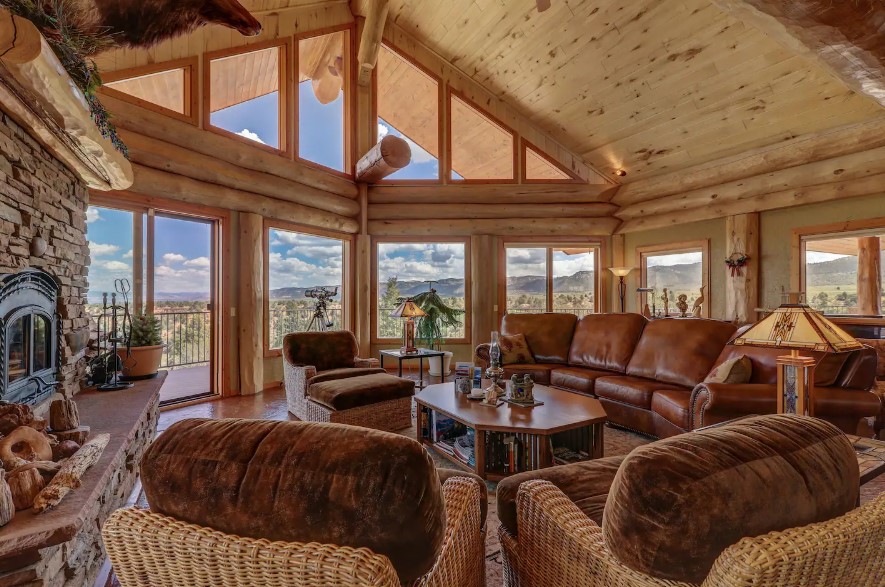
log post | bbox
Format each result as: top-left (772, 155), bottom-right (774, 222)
top-left (471, 235), bottom-right (495, 344)
top-left (725, 213), bottom-right (760, 324)
top-left (238, 213), bottom-right (264, 395)
top-left (356, 135), bottom-right (411, 183)
top-left (356, 0), bottom-right (390, 86)
top-left (857, 236), bottom-right (882, 316)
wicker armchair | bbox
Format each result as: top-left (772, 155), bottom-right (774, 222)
top-left (501, 480), bottom-right (885, 587)
top-left (104, 476), bottom-right (486, 587)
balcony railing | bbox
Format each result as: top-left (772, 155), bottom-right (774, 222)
top-left (157, 311), bottom-right (210, 368)
top-left (507, 307), bottom-right (595, 318)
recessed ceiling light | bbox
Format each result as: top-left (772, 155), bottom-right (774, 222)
top-left (614, 169), bottom-right (627, 177)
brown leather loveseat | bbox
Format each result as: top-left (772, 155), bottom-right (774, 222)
top-left (475, 313), bottom-right (880, 438)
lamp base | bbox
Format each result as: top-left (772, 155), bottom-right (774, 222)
top-left (400, 346), bottom-right (419, 354)
top-left (776, 352), bottom-right (816, 416)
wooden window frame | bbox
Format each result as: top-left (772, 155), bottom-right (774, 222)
top-left (791, 217), bottom-right (885, 321)
top-left (372, 236), bottom-right (472, 345)
top-left (446, 88), bottom-right (518, 184)
top-left (100, 57), bottom-right (199, 125)
top-left (636, 240), bottom-right (710, 318)
top-left (497, 237), bottom-right (606, 325)
top-left (204, 38), bottom-right (293, 157)
top-left (372, 39), bottom-right (444, 185)
top-left (263, 219), bottom-right (354, 357)
top-left (521, 138), bottom-right (585, 184)
top-left (294, 24), bottom-right (356, 179)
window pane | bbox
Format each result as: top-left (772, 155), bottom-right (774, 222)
top-left (209, 46), bottom-right (281, 148)
top-left (299, 31), bottom-right (348, 171)
top-left (525, 145), bottom-right (571, 180)
top-left (552, 248), bottom-right (595, 317)
top-left (105, 67), bottom-right (189, 114)
top-left (505, 248), bottom-right (547, 314)
top-left (377, 46), bottom-right (439, 180)
top-left (33, 315), bottom-right (50, 373)
top-left (450, 94), bottom-right (513, 180)
top-left (803, 236), bottom-right (882, 315)
top-left (376, 243), bottom-right (466, 339)
top-left (7, 316), bottom-right (28, 383)
top-left (645, 251), bottom-right (703, 316)
top-left (268, 229), bottom-right (345, 349)
top-left (86, 206), bottom-right (135, 314)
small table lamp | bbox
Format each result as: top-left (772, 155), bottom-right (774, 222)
top-left (609, 267), bottom-right (634, 313)
top-left (730, 303), bottom-right (863, 415)
top-left (389, 299), bottom-right (426, 354)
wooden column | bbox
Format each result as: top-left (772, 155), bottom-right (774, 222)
top-left (238, 213), bottom-right (264, 395)
top-left (858, 236), bottom-right (882, 316)
top-left (471, 235), bottom-right (495, 347)
top-left (354, 185), bottom-right (372, 357)
top-left (725, 213), bottom-right (760, 324)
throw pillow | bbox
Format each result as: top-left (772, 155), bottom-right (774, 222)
top-left (499, 333), bottom-right (535, 365)
top-left (704, 355), bottom-right (752, 384)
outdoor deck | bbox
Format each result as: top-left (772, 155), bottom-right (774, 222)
top-left (161, 365), bottom-right (212, 403)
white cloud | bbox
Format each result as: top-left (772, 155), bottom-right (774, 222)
top-left (806, 252), bottom-right (849, 264)
top-left (89, 242), bottom-right (120, 257)
top-left (162, 253), bottom-right (186, 264)
top-left (86, 207), bottom-right (101, 224)
top-left (646, 252), bottom-right (703, 267)
top-left (267, 251), bottom-right (342, 289)
top-left (123, 249), bottom-right (133, 259)
top-left (103, 260), bottom-right (130, 271)
top-left (184, 256), bottom-right (211, 268)
top-left (403, 136), bottom-right (436, 164)
top-left (378, 123), bottom-right (389, 138)
top-left (237, 128), bottom-right (266, 144)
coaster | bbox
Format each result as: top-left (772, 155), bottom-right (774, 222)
top-left (502, 398), bottom-right (545, 407)
top-left (479, 399), bottom-right (505, 407)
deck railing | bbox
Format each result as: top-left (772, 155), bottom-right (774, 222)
top-left (156, 311), bottom-right (211, 368)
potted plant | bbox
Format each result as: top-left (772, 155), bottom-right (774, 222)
top-left (117, 313), bottom-right (164, 379)
top-left (411, 288), bottom-right (463, 377)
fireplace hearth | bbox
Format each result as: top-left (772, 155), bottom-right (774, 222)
top-left (0, 269), bottom-right (59, 406)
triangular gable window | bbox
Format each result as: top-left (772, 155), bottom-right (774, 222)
top-left (103, 61), bottom-right (194, 123)
top-left (449, 92), bottom-right (515, 182)
top-left (524, 142), bottom-right (581, 182)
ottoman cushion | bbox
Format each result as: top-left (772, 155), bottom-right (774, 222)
top-left (308, 373), bottom-right (415, 411)
top-left (309, 367), bottom-right (386, 385)
top-left (141, 418), bottom-right (446, 584)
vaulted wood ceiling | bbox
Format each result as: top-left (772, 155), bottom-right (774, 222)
top-left (380, 0), bottom-right (884, 183)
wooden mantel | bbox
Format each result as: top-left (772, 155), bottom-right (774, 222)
top-left (0, 10), bottom-right (133, 191)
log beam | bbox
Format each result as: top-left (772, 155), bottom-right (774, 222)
top-left (369, 217), bottom-right (620, 236)
top-left (711, 0), bottom-right (885, 107)
top-left (100, 94), bottom-right (358, 198)
top-left (120, 130), bottom-right (360, 217)
top-left (725, 213), bottom-right (759, 325)
top-left (369, 184), bottom-right (618, 204)
top-left (356, 135), bottom-right (410, 182)
top-left (238, 213), bottom-right (264, 395)
top-left (857, 236), bottom-right (882, 316)
top-left (368, 202), bottom-right (617, 220)
top-left (127, 165), bottom-right (360, 233)
top-left (354, 0), bottom-right (389, 86)
top-left (615, 117), bottom-right (885, 205)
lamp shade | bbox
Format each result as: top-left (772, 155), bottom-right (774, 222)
top-left (608, 267), bottom-right (634, 277)
top-left (389, 299), bottom-right (427, 319)
top-left (731, 304), bottom-right (863, 353)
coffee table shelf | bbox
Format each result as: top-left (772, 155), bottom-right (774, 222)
top-left (415, 382), bottom-right (607, 480)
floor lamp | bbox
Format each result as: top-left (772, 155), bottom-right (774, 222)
top-left (730, 303), bottom-right (863, 416)
top-left (609, 267), bottom-right (634, 313)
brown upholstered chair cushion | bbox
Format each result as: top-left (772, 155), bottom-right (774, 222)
top-left (496, 455), bottom-right (626, 537)
top-left (550, 366), bottom-right (616, 395)
top-left (283, 330), bottom-right (360, 373)
top-left (602, 414), bottom-right (859, 584)
top-left (141, 418), bottom-right (446, 584)
top-left (501, 313), bottom-right (577, 364)
top-left (568, 313), bottom-right (647, 372)
top-left (309, 366), bottom-right (386, 385)
top-left (499, 333), bottom-right (536, 365)
top-left (436, 468), bottom-right (489, 525)
top-left (308, 373), bottom-right (415, 411)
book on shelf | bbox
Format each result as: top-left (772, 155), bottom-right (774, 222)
top-left (453, 430), bottom-right (476, 467)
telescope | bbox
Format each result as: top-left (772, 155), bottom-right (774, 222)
top-left (305, 286), bottom-right (338, 300)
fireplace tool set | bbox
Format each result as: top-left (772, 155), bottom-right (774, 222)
top-left (89, 279), bottom-right (133, 391)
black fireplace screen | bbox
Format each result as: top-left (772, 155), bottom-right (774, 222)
top-left (0, 270), bottom-right (59, 405)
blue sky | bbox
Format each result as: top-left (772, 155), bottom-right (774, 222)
top-left (377, 243), bottom-right (465, 285)
top-left (86, 207), bottom-right (212, 302)
top-left (505, 248), bottom-right (595, 278)
top-left (268, 229), bottom-right (343, 291)
top-left (377, 119), bottom-right (439, 180)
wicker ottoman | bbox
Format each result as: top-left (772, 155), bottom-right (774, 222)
top-left (288, 372), bottom-right (415, 432)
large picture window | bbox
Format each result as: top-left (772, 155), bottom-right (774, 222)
top-left (375, 240), bottom-right (469, 341)
top-left (266, 226), bottom-right (347, 350)
top-left (501, 242), bottom-right (599, 317)
top-left (637, 241), bottom-right (709, 318)
top-left (297, 29), bottom-right (351, 174)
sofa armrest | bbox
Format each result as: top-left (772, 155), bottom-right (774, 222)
top-left (690, 383), bottom-right (777, 430)
top-left (474, 343), bottom-right (491, 370)
top-left (355, 357), bottom-right (381, 369)
top-left (414, 477), bottom-right (485, 587)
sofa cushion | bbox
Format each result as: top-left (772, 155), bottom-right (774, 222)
top-left (308, 373), bottom-right (414, 411)
top-left (502, 313), bottom-right (577, 364)
top-left (626, 319), bottom-right (737, 387)
top-left (650, 389), bottom-right (692, 430)
top-left (602, 414), bottom-right (859, 584)
top-left (309, 367), bottom-right (387, 385)
top-left (502, 363), bottom-right (561, 385)
top-left (499, 333), bottom-right (536, 365)
top-left (703, 355), bottom-right (751, 384)
top-left (141, 418), bottom-right (446, 583)
top-left (568, 313), bottom-right (647, 373)
top-left (550, 366), bottom-right (617, 395)
top-left (283, 331), bottom-right (358, 372)
top-left (712, 345), bottom-right (854, 386)
top-left (497, 455), bottom-right (626, 537)
top-left (595, 376), bottom-right (688, 410)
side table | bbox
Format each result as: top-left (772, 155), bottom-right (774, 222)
top-left (380, 348), bottom-right (447, 389)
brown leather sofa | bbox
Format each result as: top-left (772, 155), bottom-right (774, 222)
top-left (475, 313), bottom-right (880, 438)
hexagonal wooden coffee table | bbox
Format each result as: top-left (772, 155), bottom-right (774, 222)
top-left (415, 382), bottom-right (607, 480)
